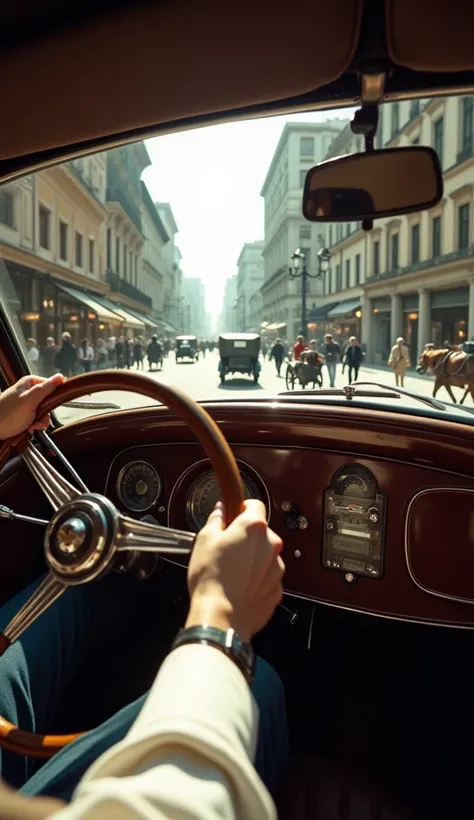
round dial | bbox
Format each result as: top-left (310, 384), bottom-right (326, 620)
top-left (117, 461), bottom-right (162, 512)
top-left (332, 465), bottom-right (377, 499)
top-left (186, 469), bottom-right (265, 531)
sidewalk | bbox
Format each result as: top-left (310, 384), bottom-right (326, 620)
top-left (361, 362), bottom-right (428, 382)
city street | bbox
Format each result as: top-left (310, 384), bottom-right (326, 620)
top-left (55, 349), bottom-right (466, 426)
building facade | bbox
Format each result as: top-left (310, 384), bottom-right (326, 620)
top-left (156, 202), bottom-right (182, 332)
top-left (317, 95), bottom-right (474, 364)
top-left (236, 240), bottom-right (264, 331)
top-left (181, 277), bottom-right (207, 336)
top-left (260, 119), bottom-right (348, 340)
top-left (219, 275), bottom-right (238, 332)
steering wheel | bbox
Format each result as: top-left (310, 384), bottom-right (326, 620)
top-left (0, 371), bottom-right (245, 758)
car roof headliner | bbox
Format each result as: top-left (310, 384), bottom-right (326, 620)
top-left (1, 0), bottom-right (474, 179)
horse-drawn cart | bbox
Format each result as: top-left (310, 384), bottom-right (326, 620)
top-left (285, 353), bottom-right (324, 391)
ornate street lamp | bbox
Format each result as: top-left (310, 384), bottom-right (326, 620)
top-left (289, 246), bottom-right (331, 341)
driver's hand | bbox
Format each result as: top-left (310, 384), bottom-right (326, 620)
top-left (0, 374), bottom-right (64, 441)
top-left (186, 499), bottom-right (284, 642)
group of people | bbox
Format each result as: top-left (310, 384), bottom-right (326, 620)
top-left (25, 334), bottom-right (169, 378)
top-left (268, 333), bottom-right (364, 387)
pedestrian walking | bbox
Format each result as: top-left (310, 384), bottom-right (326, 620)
top-left (320, 333), bottom-right (341, 387)
top-left (343, 336), bottom-right (363, 384)
top-left (388, 336), bottom-right (411, 387)
top-left (269, 338), bottom-right (285, 376)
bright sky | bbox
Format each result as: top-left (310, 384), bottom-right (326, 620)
top-left (143, 108), bottom-right (354, 322)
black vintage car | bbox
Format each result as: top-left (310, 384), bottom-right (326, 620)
top-left (218, 333), bottom-right (261, 384)
top-left (175, 335), bottom-right (199, 363)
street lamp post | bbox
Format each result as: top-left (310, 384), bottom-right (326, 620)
top-left (288, 246), bottom-right (331, 341)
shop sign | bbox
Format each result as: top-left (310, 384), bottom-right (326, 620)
top-left (21, 312), bottom-right (40, 321)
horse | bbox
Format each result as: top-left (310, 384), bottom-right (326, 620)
top-left (417, 348), bottom-right (474, 404)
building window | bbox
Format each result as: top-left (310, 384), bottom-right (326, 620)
top-left (391, 233), bottom-right (399, 269)
top-left (75, 232), bottom-right (83, 268)
top-left (346, 224), bottom-right (351, 237)
top-left (458, 203), bottom-right (470, 249)
top-left (373, 241), bottom-right (380, 276)
top-left (299, 224), bottom-right (311, 242)
top-left (355, 253), bottom-right (361, 285)
top-left (326, 269), bottom-right (332, 295)
top-left (391, 103), bottom-right (400, 137)
top-left (107, 228), bottom-right (111, 269)
top-left (299, 169), bottom-right (308, 188)
top-left (345, 259), bottom-right (350, 289)
top-left (461, 96), bottom-right (473, 152)
top-left (59, 221), bottom-right (68, 261)
top-left (89, 238), bottom-right (95, 273)
top-left (432, 215), bottom-right (442, 257)
top-left (123, 246), bottom-right (127, 277)
top-left (39, 205), bottom-right (51, 249)
top-left (130, 250), bottom-right (133, 282)
top-left (329, 225), bottom-right (333, 246)
top-left (336, 264), bottom-right (342, 291)
top-left (410, 99), bottom-right (420, 118)
top-left (336, 224), bottom-right (343, 242)
top-left (411, 223), bottom-right (420, 263)
top-left (300, 137), bottom-right (314, 159)
top-left (433, 117), bottom-right (444, 166)
top-left (0, 191), bottom-right (14, 227)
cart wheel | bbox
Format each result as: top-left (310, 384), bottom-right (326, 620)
top-left (220, 373), bottom-right (225, 384)
top-left (285, 364), bottom-right (295, 391)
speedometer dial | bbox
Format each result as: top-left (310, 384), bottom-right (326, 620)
top-left (186, 469), bottom-right (264, 531)
top-left (117, 461), bottom-right (162, 512)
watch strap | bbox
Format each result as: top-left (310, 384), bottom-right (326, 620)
top-left (171, 625), bottom-right (255, 684)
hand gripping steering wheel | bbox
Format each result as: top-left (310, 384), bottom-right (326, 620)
top-left (0, 371), bottom-right (244, 758)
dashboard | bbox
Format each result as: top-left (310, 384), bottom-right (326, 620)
top-left (7, 399), bottom-right (474, 628)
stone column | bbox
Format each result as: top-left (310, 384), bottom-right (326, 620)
top-left (418, 288), bottom-right (431, 357)
top-left (361, 295), bottom-right (373, 361)
top-left (391, 293), bottom-right (403, 341)
top-left (468, 278), bottom-right (474, 341)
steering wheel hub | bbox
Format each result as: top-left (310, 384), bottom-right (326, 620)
top-left (45, 494), bottom-right (119, 584)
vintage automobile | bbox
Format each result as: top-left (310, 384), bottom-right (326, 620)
top-left (218, 333), bottom-right (262, 383)
top-left (175, 335), bottom-right (199, 363)
top-left (1, 2), bottom-right (474, 819)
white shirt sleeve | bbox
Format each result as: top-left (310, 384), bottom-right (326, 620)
top-left (50, 645), bottom-right (276, 820)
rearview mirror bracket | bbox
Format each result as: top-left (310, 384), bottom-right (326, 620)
top-left (350, 103), bottom-right (380, 231)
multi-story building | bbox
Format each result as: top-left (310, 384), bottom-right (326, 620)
top-left (260, 119), bottom-right (348, 340)
top-left (156, 202), bottom-right (182, 332)
top-left (104, 144), bottom-right (155, 335)
top-left (141, 181), bottom-right (174, 334)
top-left (236, 241), bottom-right (264, 331)
top-left (0, 155), bottom-right (121, 345)
top-left (181, 277), bottom-right (207, 336)
top-left (219, 275), bottom-right (238, 332)
top-left (317, 95), bottom-right (474, 364)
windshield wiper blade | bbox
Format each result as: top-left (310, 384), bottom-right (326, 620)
top-left (278, 381), bottom-right (446, 412)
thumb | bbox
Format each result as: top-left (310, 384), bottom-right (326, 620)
top-left (25, 374), bottom-right (64, 405)
top-left (202, 502), bottom-right (225, 535)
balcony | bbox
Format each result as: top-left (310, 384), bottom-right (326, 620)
top-left (106, 270), bottom-right (152, 308)
top-left (369, 246), bottom-right (474, 284)
top-left (106, 186), bottom-right (142, 231)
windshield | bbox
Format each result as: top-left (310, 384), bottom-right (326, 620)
top-left (0, 95), bottom-right (473, 424)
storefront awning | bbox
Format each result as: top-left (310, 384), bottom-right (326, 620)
top-left (92, 296), bottom-right (145, 329)
top-left (124, 308), bottom-right (158, 329)
top-left (326, 299), bottom-right (361, 320)
top-left (265, 321), bottom-right (287, 331)
top-left (58, 285), bottom-right (122, 324)
top-left (308, 301), bottom-right (339, 321)
top-left (159, 320), bottom-right (178, 334)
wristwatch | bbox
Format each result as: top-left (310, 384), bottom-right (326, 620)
top-left (171, 625), bottom-right (255, 684)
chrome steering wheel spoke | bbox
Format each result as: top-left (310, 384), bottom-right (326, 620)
top-left (117, 514), bottom-right (195, 555)
top-left (0, 573), bottom-right (66, 655)
top-left (22, 442), bottom-right (82, 511)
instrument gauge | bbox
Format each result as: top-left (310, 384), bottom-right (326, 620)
top-left (186, 468), bottom-right (265, 531)
top-left (333, 465), bottom-right (377, 499)
top-left (117, 461), bottom-right (162, 512)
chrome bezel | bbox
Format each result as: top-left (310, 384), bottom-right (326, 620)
top-left (117, 460), bottom-right (162, 512)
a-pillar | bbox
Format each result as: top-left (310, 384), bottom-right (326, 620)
top-left (361, 295), bottom-right (374, 361)
top-left (417, 288), bottom-right (431, 357)
top-left (468, 278), bottom-right (474, 341)
top-left (391, 293), bottom-right (403, 341)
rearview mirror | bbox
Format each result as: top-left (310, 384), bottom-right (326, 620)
top-left (302, 147), bottom-right (443, 222)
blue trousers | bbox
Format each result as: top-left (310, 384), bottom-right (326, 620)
top-left (326, 362), bottom-right (337, 387)
top-left (0, 575), bottom-right (288, 801)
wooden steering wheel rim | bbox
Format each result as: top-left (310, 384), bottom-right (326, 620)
top-left (0, 370), bottom-right (245, 758)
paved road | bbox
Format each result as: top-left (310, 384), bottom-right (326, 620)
top-left (55, 350), bottom-right (467, 425)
